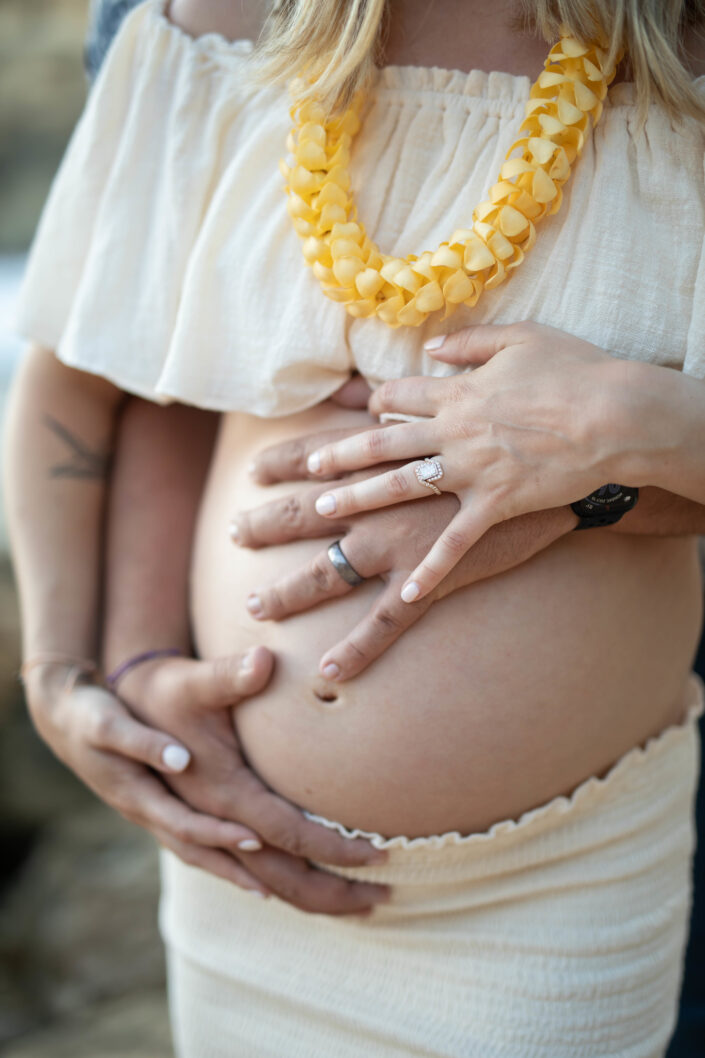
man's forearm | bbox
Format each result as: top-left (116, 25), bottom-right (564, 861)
top-left (607, 486), bottom-right (705, 536)
top-left (102, 399), bottom-right (219, 671)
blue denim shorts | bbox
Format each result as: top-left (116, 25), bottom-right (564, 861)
top-left (83, 0), bottom-right (144, 81)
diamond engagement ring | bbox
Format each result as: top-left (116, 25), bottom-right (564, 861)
top-left (415, 457), bottom-right (444, 495)
top-left (327, 540), bottom-right (365, 587)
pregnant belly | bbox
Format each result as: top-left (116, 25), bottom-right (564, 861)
top-left (191, 403), bottom-right (703, 838)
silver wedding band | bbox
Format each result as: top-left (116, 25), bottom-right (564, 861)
top-left (327, 540), bottom-right (365, 587)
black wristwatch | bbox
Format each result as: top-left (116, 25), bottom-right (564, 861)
top-left (570, 484), bottom-right (639, 530)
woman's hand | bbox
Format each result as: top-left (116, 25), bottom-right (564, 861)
top-left (305, 322), bottom-right (632, 599)
top-left (238, 434), bottom-right (577, 680)
top-left (115, 651), bottom-right (389, 914)
top-left (23, 662), bottom-right (270, 895)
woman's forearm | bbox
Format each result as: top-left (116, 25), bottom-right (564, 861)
top-left (617, 361), bottom-right (705, 505)
top-left (102, 399), bottom-right (219, 670)
top-left (3, 345), bottom-right (123, 661)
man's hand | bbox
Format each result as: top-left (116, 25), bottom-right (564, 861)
top-left (237, 431), bottom-right (576, 680)
top-left (117, 650), bottom-right (390, 913)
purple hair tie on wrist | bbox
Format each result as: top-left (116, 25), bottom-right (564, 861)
top-left (105, 648), bottom-right (183, 692)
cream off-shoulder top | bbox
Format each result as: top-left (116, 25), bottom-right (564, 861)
top-left (13, 0), bottom-right (705, 415)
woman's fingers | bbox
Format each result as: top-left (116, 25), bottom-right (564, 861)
top-left (425, 321), bottom-right (532, 365)
top-left (318, 574), bottom-right (435, 682)
top-left (307, 419), bottom-right (435, 477)
top-left (401, 505), bottom-right (496, 601)
top-left (313, 459), bottom-right (451, 519)
top-left (152, 828), bottom-right (270, 897)
top-left (83, 685), bottom-right (193, 774)
top-left (231, 486), bottom-right (347, 549)
top-left (249, 426), bottom-right (378, 484)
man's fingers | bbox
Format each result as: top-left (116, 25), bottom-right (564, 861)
top-left (237, 846), bottom-right (389, 916)
top-left (153, 828), bottom-right (270, 897)
top-left (159, 650), bottom-right (275, 711)
top-left (228, 767), bottom-right (387, 868)
top-left (231, 486), bottom-right (346, 549)
top-left (318, 575), bottom-right (435, 681)
top-left (249, 426), bottom-right (380, 484)
top-left (134, 771), bottom-right (264, 852)
top-left (247, 524), bottom-right (389, 621)
top-left (247, 547), bottom-right (354, 621)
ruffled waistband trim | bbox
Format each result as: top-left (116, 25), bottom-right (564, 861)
top-left (304, 674), bottom-right (704, 852)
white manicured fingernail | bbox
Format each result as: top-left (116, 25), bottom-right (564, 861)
top-left (247, 461), bottom-right (257, 477)
top-left (322, 662), bottom-right (340, 680)
top-left (424, 335), bottom-right (446, 351)
top-left (241, 649), bottom-right (256, 673)
top-left (248, 889), bottom-right (267, 898)
top-left (238, 838), bottom-right (262, 851)
top-left (246, 594), bottom-right (263, 618)
top-left (162, 744), bottom-right (191, 772)
top-left (229, 521), bottom-right (240, 542)
top-left (307, 451), bottom-right (321, 473)
top-left (315, 493), bottom-right (337, 515)
top-left (401, 581), bottom-right (421, 603)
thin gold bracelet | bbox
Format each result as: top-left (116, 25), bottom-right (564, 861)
top-left (19, 654), bottom-right (99, 696)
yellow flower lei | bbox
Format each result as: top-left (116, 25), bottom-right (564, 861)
top-left (281, 35), bottom-right (617, 328)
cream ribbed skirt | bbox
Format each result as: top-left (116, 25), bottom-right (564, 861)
top-left (160, 676), bottom-right (703, 1058)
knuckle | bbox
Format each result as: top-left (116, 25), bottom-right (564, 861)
top-left (262, 583), bottom-right (285, 617)
top-left (310, 554), bottom-right (336, 593)
top-left (178, 845), bottom-right (200, 867)
top-left (372, 606), bottom-right (404, 637)
top-left (387, 470), bottom-right (409, 499)
top-left (287, 438), bottom-right (307, 475)
top-left (442, 528), bottom-right (469, 556)
top-left (90, 710), bottom-right (116, 746)
top-left (447, 377), bottom-right (469, 404)
top-left (374, 380), bottom-right (397, 410)
top-left (210, 655), bottom-right (239, 701)
top-left (173, 818), bottom-right (195, 845)
top-left (364, 429), bottom-right (387, 459)
top-left (272, 825), bottom-right (306, 859)
top-left (280, 495), bottom-right (304, 530)
top-left (342, 637), bottom-right (368, 664)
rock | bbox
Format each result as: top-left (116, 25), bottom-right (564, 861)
top-left (1, 991), bottom-right (172, 1058)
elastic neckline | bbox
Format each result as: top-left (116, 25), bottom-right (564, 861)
top-left (150, 0), bottom-right (705, 112)
top-left (149, 0), bottom-right (618, 109)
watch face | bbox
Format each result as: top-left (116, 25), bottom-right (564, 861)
top-left (581, 484), bottom-right (637, 513)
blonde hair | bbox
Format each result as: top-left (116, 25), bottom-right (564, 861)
top-left (250, 0), bottom-right (705, 125)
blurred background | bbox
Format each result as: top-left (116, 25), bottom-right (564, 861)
top-left (0, 3), bottom-right (704, 1057)
top-left (0, 1), bottom-right (171, 1055)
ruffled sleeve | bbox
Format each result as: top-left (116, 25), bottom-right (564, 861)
top-left (13, 0), bottom-right (354, 412)
top-left (684, 145), bottom-right (705, 380)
